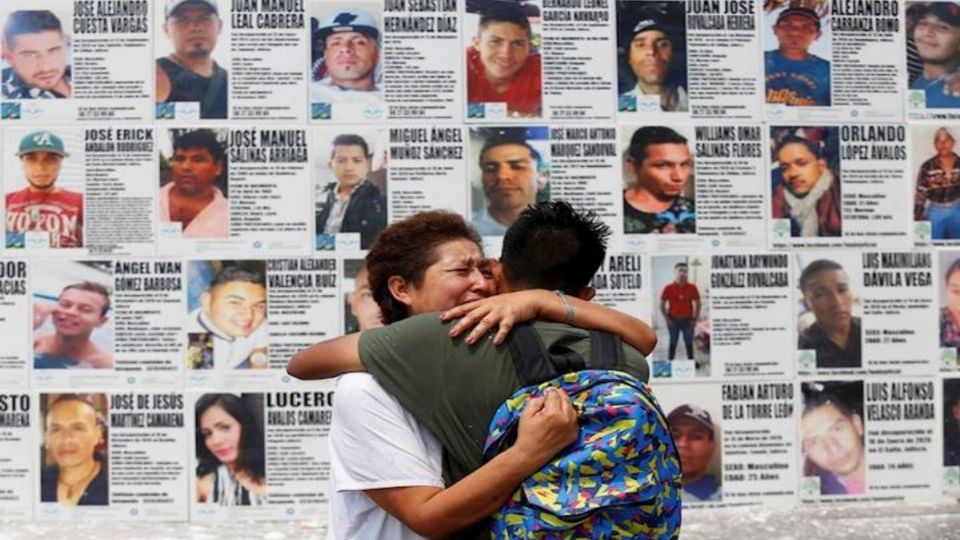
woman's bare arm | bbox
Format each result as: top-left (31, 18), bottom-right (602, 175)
top-left (441, 289), bottom-right (657, 355)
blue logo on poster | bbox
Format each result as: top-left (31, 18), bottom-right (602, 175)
top-left (652, 360), bottom-right (672, 378)
top-left (1, 102), bottom-right (21, 119)
top-left (155, 103), bottom-right (175, 119)
top-left (316, 233), bottom-right (336, 251)
top-left (5, 232), bottom-right (25, 248)
top-left (467, 103), bottom-right (485, 118)
top-left (618, 95), bottom-right (636, 113)
top-left (312, 102), bottom-right (332, 120)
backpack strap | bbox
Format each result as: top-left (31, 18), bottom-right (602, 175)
top-left (507, 323), bottom-right (558, 386)
top-left (589, 330), bottom-right (624, 369)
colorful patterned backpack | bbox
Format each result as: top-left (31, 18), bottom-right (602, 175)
top-left (483, 325), bottom-right (681, 539)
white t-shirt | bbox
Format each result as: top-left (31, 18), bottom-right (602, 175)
top-left (327, 373), bottom-right (444, 540)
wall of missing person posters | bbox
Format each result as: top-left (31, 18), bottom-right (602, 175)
top-left (2, 0), bottom-right (960, 527)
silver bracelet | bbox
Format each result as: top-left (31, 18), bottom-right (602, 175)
top-left (553, 290), bottom-right (575, 325)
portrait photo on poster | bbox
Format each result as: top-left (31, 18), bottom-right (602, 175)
top-left (313, 129), bottom-right (388, 251)
top-left (939, 252), bottom-right (960, 354)
top-left (469, 126), bottom-right (550, 237)
top-left (763, 2), bottom-right (831, 107)
top-left (342, 258), bottom-right (383, 334)
top-left (666, 402), bottom-right (722, 502)
top-left (158, 128), bottom-right (230, 240)
top-left (615, 0), bottom-right (688, 113)
top-left (194, 393), bottom-right (267, 506)
top-left (621, 125), bottom-right (695, 235)
top-left (0, 8), bottom-right (73, 99)
top-left (912, 125), bottom-right (960, 241)
top-left (770, 126), bottom-right (842, 239)
top-left (4, 129), bottom-right (84, 250)
top-left (309, 1), bottom-right (384, 118)
top-left (186, 260), bottom-right (268, 370)
top-left (39, 393), bottom-right (109, 506)
top-left (32, 261), bottom-right (113, 370)
top-left (795, 254), bottom-right (862, 370)
top-left (800, 380), bottom-right (866, 496)
top-left (906, 2), bottom-right (960, 110)
top-left (155, 0), bottom-right (229, 119)
top-left (465, 0), bottom-right (543, 118)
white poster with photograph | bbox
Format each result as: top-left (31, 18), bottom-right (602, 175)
top-left (2, 126), bottom-right (158, 257)
top-left (156, 126), bottom-right (311, 256)
top-left (799, 379), bottom-right (938, 504)
top-left (0, 1), bottom-right (152, 123)
top-left (794, 252), bottom-right (937, 378)
top-left (35, 391), bottom-right (188, 520)
top-left (188, 389), bottom-right (334, 521)
top-left (184, 258), bottom-right (339, 390)
top-left (768, 125), bottom-right (912, 250)
top-left (616, 0), bottom-right (763, 121)
top-left (653, 381), bottom-right (798, 509)
top-left (154, 0), bottom-right (307, 122)
top-left (762, 2), bottom-right (903, 122)
top-left (31, 259), bottom-right (183, 390)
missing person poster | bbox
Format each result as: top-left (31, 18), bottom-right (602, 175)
top-left (31, 259), bottom-right (184, 389)
top-left (0, 2), bottom-right (153, 123)
top-left (156, 126), bottom-right (311, 256)
top-left (0, 393), bottom-right (33, 519)
top-left (3, 127), bottom-right (157, 256)
top-left (155, 0), bottom-right (307, 122)
top-left (616, 0), bottom-right (763, 121)
top-left (649, 252), bottom-right (793, 381)
top-left (794, 252), bottom-right (937, 377)
top-left (621, 123), bottom-right (766, 255)
top-left (762, 1), bottom-right (903, 122)
top-left (653, 381), bottom-right (797, 508)
top-left (311, 0), bottom-right (464, 123)
top-left (184, 258), bottom-right (338, 389)
top-left (768, 125), bottom-right (912, 250)
top-left (188, 389), bottom-right (333, 520)
top-left (36, 391), bottom-right (188, 520)
top-left (799, 379), bottom-right (937, 504)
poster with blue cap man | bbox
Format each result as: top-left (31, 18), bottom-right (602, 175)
top-left (5, 129), bottom-right (83, 248)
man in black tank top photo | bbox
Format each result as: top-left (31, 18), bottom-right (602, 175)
top-left (156, 0), bottom-right (228, 119)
